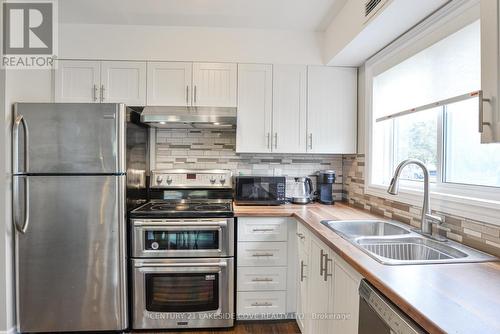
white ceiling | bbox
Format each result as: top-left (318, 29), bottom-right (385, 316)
top-left (58, 0), bottom-right (345, 31)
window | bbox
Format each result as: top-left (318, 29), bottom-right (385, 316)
top-left (444, 99), bottom-right (500, 187)
top-left (366, 1), bottom-right (500, 223)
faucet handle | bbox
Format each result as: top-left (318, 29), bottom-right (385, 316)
top-left (425, 214), bottom-right (443, 225)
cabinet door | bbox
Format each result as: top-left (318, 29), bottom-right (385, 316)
top-left (296, 248), bottom-right (310, 333)
top-left (332, 255), bottom-right (362, 334)
top-left (236, 64), bottom-right (273, 153)
top-left (192, 62), bottom-right (237, 107)
top-left (147, 62), bottom-right (192, 106)
top-left (480, 0), bottom-right (500, 143)
top-left (55, 60), bottom-right (100, 103)
top-left (308, 236), bottom-right (334, 334)
top-left (272, 65), bottom-right (307, 153)
top-left (101, 61), bottom-right (146, 105)
top-left (307, 66), bottom-right (357, 153)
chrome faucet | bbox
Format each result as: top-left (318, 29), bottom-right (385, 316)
top-left (387, 159), bottom-right (446, 241)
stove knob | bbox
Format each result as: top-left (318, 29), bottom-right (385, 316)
top-left (166, 177), bottom-right (173, 185)
top-left (210, 177), bottom-right (216, 184)
top-left (156, 176), bottom-right (163, 184)
top-left (219, 177), bottom-right (226, 185)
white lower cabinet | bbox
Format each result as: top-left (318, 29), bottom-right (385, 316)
top-left (308, 236), bottom-right (334, 334)
top-left (331, 256), bottom-right (362, 334)
top-left (237, 267), bottom-right (287, 291)
top-left (237, 291), bottom-right (287, 317)
top-left (295, 222), bottom-right (362, 334)
top-left (236, 218), bottom-right (362, 330)
top-left (296, 245), bottom-right (310, 332)
top-left (237, 241), bottom-right (288, 267)
top-left (236, 217), bottom-right (296, 320)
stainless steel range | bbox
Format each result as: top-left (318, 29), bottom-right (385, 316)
top-left (129, 169), bottom-right (234, 330)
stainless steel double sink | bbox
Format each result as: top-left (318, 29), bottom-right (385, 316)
top-left (321, 220), bottom-right (497, 265)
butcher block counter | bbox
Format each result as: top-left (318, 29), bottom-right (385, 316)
top-left (234, 202), bottom-right (500, 334)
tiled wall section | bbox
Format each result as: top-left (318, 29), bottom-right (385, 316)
top-left (155, 129), bottom-right (344, 200)
top-left (343, 154), bottom-right (500, 257)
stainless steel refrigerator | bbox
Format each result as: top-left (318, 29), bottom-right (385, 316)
top-left (12, 103), bottom-right (147, 333)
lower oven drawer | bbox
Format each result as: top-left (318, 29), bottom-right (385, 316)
top-left (131, 258), bottom-right (234, 329)
top-left (237, 291), bottom-right (287, 319)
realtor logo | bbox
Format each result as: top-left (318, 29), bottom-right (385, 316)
top-left (2, 0), bottom-right (57, 69)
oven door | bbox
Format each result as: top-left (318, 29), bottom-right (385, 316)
top-left (131, 258), bottom-right (234, 329)
top-left (131, 218), bottom-right (234, 258)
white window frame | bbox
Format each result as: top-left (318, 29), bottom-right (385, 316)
top-left (364, 0), bottom-right (500, 226)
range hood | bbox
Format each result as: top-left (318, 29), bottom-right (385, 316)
top-left (140, 106), bottom-right (237, 129)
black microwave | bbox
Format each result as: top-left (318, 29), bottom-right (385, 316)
top-left (234, 176), bottom-right (286, 205)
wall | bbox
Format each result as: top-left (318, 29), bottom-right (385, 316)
top-left (154, 129), bottom-right (344, 200)
top-left (343, 155), bottom-right (500, 257)
top-left (0, 66), bottom-right (8, 333)
top-left (357, 65), bottom-right (365, 154)
top-left (59, 24), bottom-right (324, 65)
top-left (323, 0), bottom-right (448, 65)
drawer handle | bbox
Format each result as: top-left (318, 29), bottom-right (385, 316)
top-left (251, 278), bottom-right (273, 282)
top-left (252, 228), bottom-right (275, 232)
top-left (296, 232), bottom-right (305, 239)
top-left (252, 253), bottom-right (274, 257)
top-left (251, 302), bottom-right (273, 307)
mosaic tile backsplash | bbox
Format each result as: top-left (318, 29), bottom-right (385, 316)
top-left (343, 154), bottom-right (500, 257)
top-left (154, 129), bottom-right (344, 200)
top-left (153, 129), bottom-right (500, 256)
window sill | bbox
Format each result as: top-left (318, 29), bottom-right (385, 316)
top-left (365, 183), bottom-right (500, 226)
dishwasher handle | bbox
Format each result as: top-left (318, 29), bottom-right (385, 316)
top-left (358, 279), bottom-right (425, 334)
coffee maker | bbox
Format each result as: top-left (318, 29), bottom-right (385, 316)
top-left (317, 170), bottom-right (336, 205)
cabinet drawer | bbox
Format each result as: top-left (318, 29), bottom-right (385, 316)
top-left (237, 242), bottom-right (287, 266)
top-left (237, 291), bottom-right (286, 317)
top-left (238, 217), bottom-right (288, 241)
top-left (237, 267), bottom-right (287, 291)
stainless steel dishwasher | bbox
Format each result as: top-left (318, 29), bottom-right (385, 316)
top-left (358, 279), bottom-right (426, 334)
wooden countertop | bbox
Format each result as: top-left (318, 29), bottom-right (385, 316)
top-left (234, 202), bottom-right (500, 334)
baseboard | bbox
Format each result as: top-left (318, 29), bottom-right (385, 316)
top-left (0, 327), bottom-right (17, 334)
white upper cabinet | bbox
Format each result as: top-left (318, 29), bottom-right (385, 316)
top-left (55, 60), bottom-right (100, 103)
top-left (307, 66), bottom-right (357, 154)
top-left (236, 64), bottom-right (273, 153)
top-left (192, 62), bottom-right (237, 107)
top-left (272, 64), bottom-right (307, 153)
top-left (101, 61), bottom-right (146, 105)
top-left (147, 62), bottom-right (192, 106)
top-left (55, 60), bottom-right (146, 105)
top-left (480, 0), bottom-right (500, 143)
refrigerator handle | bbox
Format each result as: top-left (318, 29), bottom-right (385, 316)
top-left (12, 114), bottom-right (29, 173)
top-left (12, 114), bottom-right (30, 234)
top-left (13, 175), bottom-right (29, 234)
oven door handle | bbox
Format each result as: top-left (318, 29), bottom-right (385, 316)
top-left (135, 261), bottom-right (227, 268)
top-left (134, 221), bottom-right (227, 227)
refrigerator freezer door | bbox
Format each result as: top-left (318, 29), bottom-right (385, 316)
top-left (13, 103), bottom-right (126, 174)
top-left (15, 175), bottom-right (127, 332)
